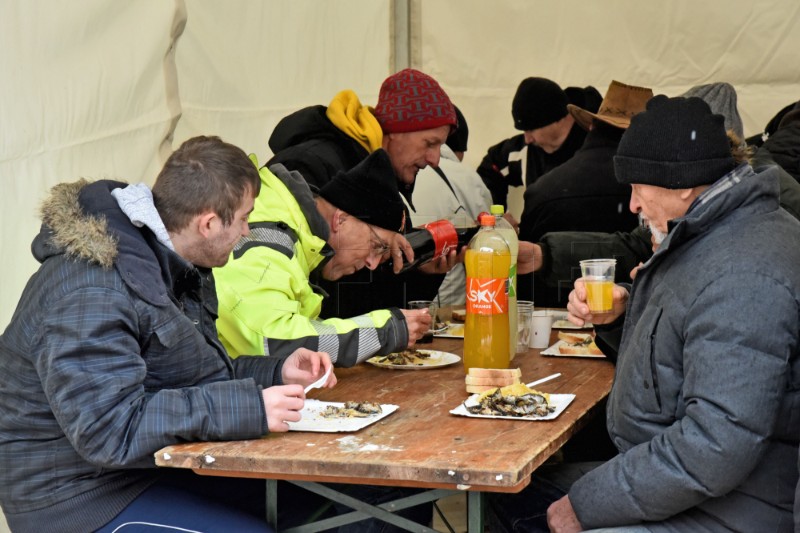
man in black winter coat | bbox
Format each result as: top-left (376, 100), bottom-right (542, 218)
top-left (476, 77), bottom-right (601, 208)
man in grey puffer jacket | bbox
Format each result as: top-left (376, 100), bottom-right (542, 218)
top-left (543, 96), bottom-right (800, 532)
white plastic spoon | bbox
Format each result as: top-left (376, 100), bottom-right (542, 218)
top-left (526, 373), bottom-right (561, 388)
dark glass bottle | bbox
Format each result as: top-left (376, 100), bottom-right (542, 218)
top-left (397, 220), bottom-right (480, 273)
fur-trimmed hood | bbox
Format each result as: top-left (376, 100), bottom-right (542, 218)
top-left (33, 179), bottom-right (176, 306)
top-left (34, 179), bottom-right (117, 267)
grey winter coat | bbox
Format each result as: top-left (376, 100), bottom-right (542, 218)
top-left (0, 180), bottom-right (284, 533)
top-left (570, 164), bottom-right (800, 532)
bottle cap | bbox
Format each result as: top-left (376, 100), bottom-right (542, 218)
top-left (479, 214), bottom-right (496, 226)
top-left (490, 204), bottom-right (505, 215)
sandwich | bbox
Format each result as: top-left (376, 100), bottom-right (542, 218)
top-left (557, 331), bottom-right (604, 356)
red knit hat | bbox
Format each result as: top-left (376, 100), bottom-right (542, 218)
top-left (373, 69), bottom-right (457, 134)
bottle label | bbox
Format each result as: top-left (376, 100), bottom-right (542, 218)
top-left (422, 220), bottom-right (458, 259)
top-left (508, 263), bottom-right (517, 298)
top-left (466, 276), bottom-right (508, 315)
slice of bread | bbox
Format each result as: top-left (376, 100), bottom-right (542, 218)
top-left (467, 367), bottom-right (522, 378)
top-left (465, 367), bottom-right (522, 394)
top-left (465, 375), bottom-right (520, 386)
top-left (450, 309), bottom-right (467, 322)
top-left (557, 331), bottom-right (603, 356)
top-left (557, 331), bottom-right (593, 344)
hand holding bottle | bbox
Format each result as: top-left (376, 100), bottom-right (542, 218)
top-left (387, 233), bottom-right (415, 274)
top-left (417, 245), bottom-right (464, 275)
top-left (399, 220), bottom-right (477, 274)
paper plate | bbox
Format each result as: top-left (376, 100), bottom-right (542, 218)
top-left (450, 393), bottom-right (575, 421)
top-left (288, 400), bottom-right (398, 432)
top-left (366, 350), bottom-right (460, 370)
top-left (434, 322), bottom-right (464, 338)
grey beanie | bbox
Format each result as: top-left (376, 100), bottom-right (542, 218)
top-left (680, 82), bottom-right (744, 140)
top-left (614, 95), bottom-right (736, 189)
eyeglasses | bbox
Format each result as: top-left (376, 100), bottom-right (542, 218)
top-left (367, 225), bottom-right (391, 259)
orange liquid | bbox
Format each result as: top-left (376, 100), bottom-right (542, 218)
top-left (585, 280), bottom-right (613, 313)
top-left (464, 247), bottom-right (510, 373)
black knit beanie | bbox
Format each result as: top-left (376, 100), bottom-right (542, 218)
top-left (614, 95), bottom-right (735, 189)
top-left (319, 149), bottom-right (406, 232)
top-left (512, 77), bottom-right (568, 131)
top-left (446, 106), bottom-right (469, 152)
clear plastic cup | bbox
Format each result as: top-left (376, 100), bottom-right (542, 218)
top-left (579, 259), bottom-right (616, 315)
top-left (408, 300), bottom-right (437, 343)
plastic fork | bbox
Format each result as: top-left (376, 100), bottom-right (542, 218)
top-left (304, 366), bottom-right (333, 394)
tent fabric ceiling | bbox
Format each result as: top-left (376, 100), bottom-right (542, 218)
top-left (1, 0), bottom-right (799, 333)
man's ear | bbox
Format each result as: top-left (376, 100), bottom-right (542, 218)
top-left (330, 210), bottom-right (348, 234)
top-left (195, 211), bottom-right (218, 238)
top-left (681, 186), bottom-right (708, 201)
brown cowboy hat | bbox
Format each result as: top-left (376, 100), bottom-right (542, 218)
top-left (568, 80), bottom-right (653, 131)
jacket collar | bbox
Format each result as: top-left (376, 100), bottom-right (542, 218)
top-left (642, 163), bottom-right (778, 269)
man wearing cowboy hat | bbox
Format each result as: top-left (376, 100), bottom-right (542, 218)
top-left (516, 80), bottom-right (653, 307)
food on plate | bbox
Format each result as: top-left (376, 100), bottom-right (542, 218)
top-left (466, 383), bottom-right (555, 417)
top-left (557, 331), bottom-right (603, 356)
top-left (450, 308), bottom-right (466, 322)
top-left (465, 367), bottom-right (521, 393)
top-left (320, 401), bottom-right (383, 418)
top-left (374, 349), bottom-right (431, 366)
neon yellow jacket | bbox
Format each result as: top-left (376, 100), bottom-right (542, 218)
top-left (214, 164), bottom-right (408, 367)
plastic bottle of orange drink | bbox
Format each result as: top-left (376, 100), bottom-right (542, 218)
top-left (464, 214), bottom-right (511, 373)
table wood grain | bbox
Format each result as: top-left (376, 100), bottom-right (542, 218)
top-left (156, 330), bottom-right (614, 494)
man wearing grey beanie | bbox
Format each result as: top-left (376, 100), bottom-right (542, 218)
top-left (545, 95), bottom-right (800, 532)
top-left (489, 95), bottom-right (800, 533)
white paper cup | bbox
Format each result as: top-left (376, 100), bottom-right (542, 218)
top-left (528, 310), bottom-right (553, 349)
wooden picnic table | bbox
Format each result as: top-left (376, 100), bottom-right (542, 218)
top-left (156, 324), bottom-right (614, 532)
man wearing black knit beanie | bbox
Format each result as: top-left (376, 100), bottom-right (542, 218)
top-left (489, 95), bottom-right (800, 532)
top-left (477, 77), bottom-right (601, 207)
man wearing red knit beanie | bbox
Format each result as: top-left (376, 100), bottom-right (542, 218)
top-left (266, 69), bottom-right (460, 321)
top-left (268, 68), bottom-right (456, 199)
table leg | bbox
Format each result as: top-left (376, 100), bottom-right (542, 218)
top-left (276, 481), bottom-right (452, 533)
top-left (266, 479), bottom-right (279, 530)
top-left (467, 491), bottom-right (484, 533)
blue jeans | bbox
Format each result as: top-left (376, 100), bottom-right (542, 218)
top-left (96, 471), bottom-right (272, 532)
top-left (97, 471), bottom-right (431, 533)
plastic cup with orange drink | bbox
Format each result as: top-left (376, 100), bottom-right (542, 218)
top-left (579, 259), bottom-right (616, 316)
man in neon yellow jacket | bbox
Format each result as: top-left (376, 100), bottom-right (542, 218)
top-left (215, 149), bottom-right (432, 366)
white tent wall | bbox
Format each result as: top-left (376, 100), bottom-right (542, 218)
top-left (416, 0), bottom-right (800, 217)
top-left (173, 0), bottom-right (392, 164)
top-left (1, 0), bottom-right (799, 528)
